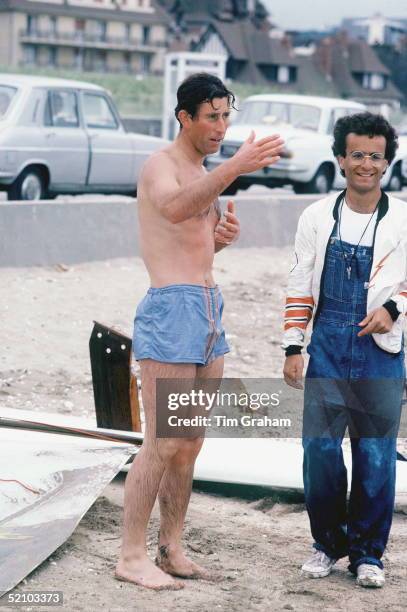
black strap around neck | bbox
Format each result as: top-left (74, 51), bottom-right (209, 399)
top-left (332, 189), bottom-right (389, 222)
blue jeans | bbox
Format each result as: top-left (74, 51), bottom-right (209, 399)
top-left (304, 237), bottom-right (405, 573)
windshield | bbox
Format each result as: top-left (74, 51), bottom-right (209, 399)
top-left (234, 101), bottom-right (321, 131)
top-left (0, 85), bottom-right (17, 118)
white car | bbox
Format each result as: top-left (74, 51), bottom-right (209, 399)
top-left (0, 74), bottom-right (168, 200)
top-left (403, 155), bottom-right (407, 186)
top-left (399, 124), bottom-right (407, 187)
top-left (206, 94), bottom-right (405, 194)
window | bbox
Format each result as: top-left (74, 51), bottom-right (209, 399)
top-left (235, 101), bottom-right (319, 130)
top-left (50, 16), bottom-right (57, 36)
top-left (235, 101), bottom-right (288, 125)
top-left (75, 19), bottom-right (85, 35)
top-left (75, 48), bottom-right (84, 70)
top-left (141, 54), bottom-right (151, 74)
top-left (27, 15), bottom-right (37, 35)
top-left (44, 90), bottom-right (79, 128)
top-left (124, 51), bottom-right (131, 72)
top-left (277, 66), bottom-right (290, 84)
top-left (91, 20), bottom-right (107, 41)
top-left (142, 26), bottom-right (150, 44)
top-left (289, 104), bottom-right (320, 131)
top-left (82, 93), bottom-right (118, 129)
top-left (23, 45), bottom-right (37, 65)
top-left (0, 85), bottom-right (17, 119)
top-left (327, 107), bottom-right (357, 134)
top-left (48, 47), bottom-right (57, 67)
top-left (370, 73), bottom-right (385, 90)
top-left (362, 72), bottom-right (385, 90)
top-left (93, 50), bottom-right (107, 70)
top-left (19, 88), bottom-right (45, 126)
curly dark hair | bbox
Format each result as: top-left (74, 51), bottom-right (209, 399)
top-left (332, 112), bottom-right (398, 169)
top-left (174, 72), bottom-right (236, 128)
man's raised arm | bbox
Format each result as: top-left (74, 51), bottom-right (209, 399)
top-left (143, 132), bottom-right (284, 224)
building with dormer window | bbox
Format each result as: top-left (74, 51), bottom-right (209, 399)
top-left (314, 33), bottom-right (403, 113)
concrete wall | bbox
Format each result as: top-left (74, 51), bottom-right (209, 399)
top-left (1, 193), bottom-right (407, 267)
top-left (0, 13), bottom-right (13, 66)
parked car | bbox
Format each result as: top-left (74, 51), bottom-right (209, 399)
top-left (399, 124), bottom-right (407, 188)
top-left (206, 94), bottom-right (405, 194)
top-left (0, 74), bottom-right (168, 200)
top-left (402, 154), bottom-right (407, 186)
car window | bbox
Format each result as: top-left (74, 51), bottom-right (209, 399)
top-left (235, 101), bottom-right (287, 125)
top-left (82, 93), bottom-right (118, 129)
top-left (44, 90), bottom-right (80, 128)
top-left (19, 88), bottom-right (46, 126)
top-left (327, 108), bottom-right (358, 134)
top-left (234, 100), bottom-right (320, 130)
top-left (0, 85), bottom-right (17, 118)
top-left (288, 105), bottom-right (320, 131)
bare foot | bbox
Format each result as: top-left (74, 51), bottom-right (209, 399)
top-left (156, 544), bottom-right (220, 581)
top-left (115, 555), bottom-right (184, 591)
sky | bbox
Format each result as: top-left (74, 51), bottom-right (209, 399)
top-left (262, 0), bottom-right (407, 31)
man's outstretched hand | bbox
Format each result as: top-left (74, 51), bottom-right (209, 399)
top-left (231, 130), bottom-right (284, 175)
top-left (215, 200), bottom-right (240, 246)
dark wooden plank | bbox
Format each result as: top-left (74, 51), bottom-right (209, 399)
top-left (89, 322), bottom-right (141, 432)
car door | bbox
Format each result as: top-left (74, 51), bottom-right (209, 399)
top-left (80, 91), bottom-right (134, 188)
top-left (42, 88), bottom-right (89, 186)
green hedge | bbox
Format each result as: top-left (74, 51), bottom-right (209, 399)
top-left (0, 65), bottom-right (275, 117)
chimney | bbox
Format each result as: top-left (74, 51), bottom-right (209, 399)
top-left (336, 29), bottom-right (349, 48)
top-left (281, 34), bottom-right (292, 51)
top-left (316, 37), bottom-right (333, 82)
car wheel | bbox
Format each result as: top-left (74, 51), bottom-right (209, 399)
top-left (294, 166), bottom-right (333, 195)
top-left (8, 168), bottom-right (47, 201)
top-left (386, 165), bottom-right (402, 192)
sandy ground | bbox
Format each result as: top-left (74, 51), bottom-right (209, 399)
top-left (1, 247), bottom-right (407, 611)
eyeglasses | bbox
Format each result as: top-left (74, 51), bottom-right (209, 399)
top-left (348, 151), bottom-right (386, 164)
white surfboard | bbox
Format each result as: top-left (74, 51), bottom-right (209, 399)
top-left (194, 437), bottom-right (407, 498)
top-left (2, 408), bottom-right (407, 499)
top-left (0, 424), bottom-right (135, 598)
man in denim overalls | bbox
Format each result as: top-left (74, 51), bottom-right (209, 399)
top-left (283, 113), bottom-right (407, 588)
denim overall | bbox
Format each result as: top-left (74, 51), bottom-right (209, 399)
top-left (303, 227), bottom-right (405, 574)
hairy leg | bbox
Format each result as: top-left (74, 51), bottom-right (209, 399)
top-left (157, 356), bottom-right (224, 579)
top-left (115, 359), bottom-right (196, 590)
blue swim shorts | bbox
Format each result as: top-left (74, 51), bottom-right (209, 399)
top-left (133, 284), bottom-right (230, 366)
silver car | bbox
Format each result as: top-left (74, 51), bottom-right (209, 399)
top-left (0, 74), bottom-right (168, 200)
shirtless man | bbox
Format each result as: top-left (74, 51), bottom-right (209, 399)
top-left (115, 73), bottom-right (284, 590)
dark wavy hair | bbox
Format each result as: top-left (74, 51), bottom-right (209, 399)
top-left (174, 72), bottom-right (236, 128)
top-left (332, 112), bottom-right (398, 174)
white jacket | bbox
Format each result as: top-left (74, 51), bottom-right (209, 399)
top-left (283, 190), bottom-right (407, 354)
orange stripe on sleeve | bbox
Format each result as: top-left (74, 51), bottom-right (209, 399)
top-left (286, 297), bottom-right (314, 305)
top-left (285, 309), bottom-right (313, 318)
